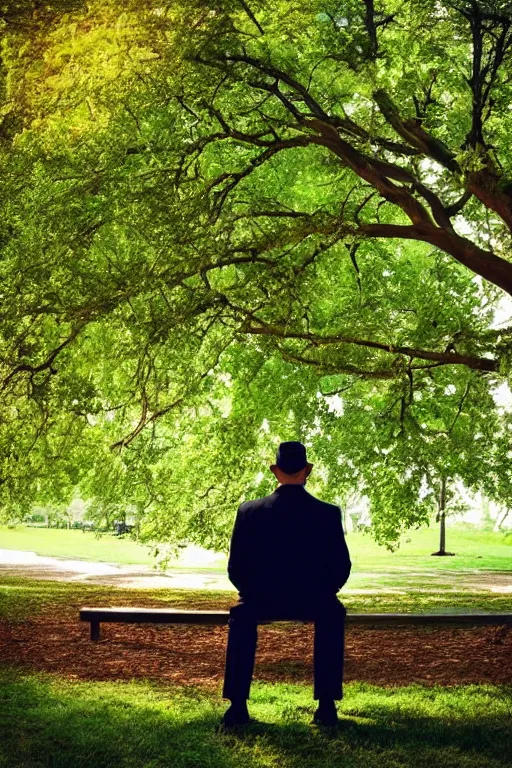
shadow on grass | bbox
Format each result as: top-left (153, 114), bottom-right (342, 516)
top-left (233, 708), bottom-right (512, 768)
top-left (1, 672), bottom-right (511, 768)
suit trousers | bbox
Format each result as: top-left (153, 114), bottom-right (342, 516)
top-left (222, 596), bottom-right (346, 701)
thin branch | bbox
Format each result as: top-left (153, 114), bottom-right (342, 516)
top-left (238, 0), bottom-right (264, 35)
top-left (448, 379), bottom-right (472, 434)
top-left (445, 189), bottom-right (473, 217)
top-left (1, 325), bottom-right (85, 392)
top-left (110, 395), bottom-right (184, 452)
top-left (109, 337), bottom-right (234, 451)
top-left (278, 347), bottom-right (396, 379)
top-left (207, 138), bottom-right (310, 218)
top-left (222, 54), bottom-right (331, 120)
top-left (346, 243), bottom-right (362, 299)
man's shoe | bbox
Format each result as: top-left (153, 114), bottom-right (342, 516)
top-left (312, 701), bottom-right (339, 726)
top-left (219, 703), bottom-right (250, 728)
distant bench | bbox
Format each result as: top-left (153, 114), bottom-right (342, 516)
top-left (79, 607), bottom-right (512, 641)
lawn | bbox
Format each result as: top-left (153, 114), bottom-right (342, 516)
top-left (0, 670), bottom-right (510, 768)
top-left (1, 525), bottom-right (511, 613)
top-left (1, 524), bottom-right (511, 573)
top-left (0, 527), bottom-right (157, 566)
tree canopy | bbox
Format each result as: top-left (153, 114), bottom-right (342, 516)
top-left (1, 0), bottom-right (512, 547)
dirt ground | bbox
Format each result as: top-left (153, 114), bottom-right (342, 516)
top-left (1, 611), bottom-right (511, 690)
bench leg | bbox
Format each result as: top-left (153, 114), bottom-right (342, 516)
top-left (91, 621), bottom-right (100, 641)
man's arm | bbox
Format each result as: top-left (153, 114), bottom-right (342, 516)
top-left (326, 506), bottom-right (352, 592)
top-left (227, 504), bottom-right (252, 595)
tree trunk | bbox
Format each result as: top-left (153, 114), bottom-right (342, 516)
top-left (493, 507), bottom-right (510, 532)
top-left (432, 477), bottom-right (455, 556)
top-left (438, 509), bottom-right (446, 555)
top-left (438, 476), bottom-right (447, 554)
top-left (341, 506), bottom-right (349, 535)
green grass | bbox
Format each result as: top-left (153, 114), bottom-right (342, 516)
top-left (0, 670), bottom-right (510, 768)
top-left (349, 525), bottom-right (512, 573)
top-left (0, 567), bottom-right (510, 768)
top-left (0, 577), bottom-right (511, 622)
top-left (0, 527), bottom-right (156, 566)
top-left (1, 524), bottom-right (511, 572)
top-left (0, 578), bottom-right (230, 621)
top-left (1, 527), bottom-right (510, 768)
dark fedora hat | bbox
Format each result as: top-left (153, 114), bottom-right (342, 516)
top-left (275, 441), bottom-right (309, 474)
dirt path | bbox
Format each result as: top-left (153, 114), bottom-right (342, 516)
top-left (0, 549), bottom-right (232, 590)
top-left (2, 549), bottom-right (512, 592)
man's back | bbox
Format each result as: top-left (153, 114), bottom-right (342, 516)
top-left (228, 484), bottom-right (351, 604)
top-left (221, 442), bottom-right (351, 728)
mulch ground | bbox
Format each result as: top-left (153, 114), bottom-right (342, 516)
top-left (1, 609), bottom-right (511, 690)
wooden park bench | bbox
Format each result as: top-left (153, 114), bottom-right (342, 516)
top-left (79, 606), bottom-right (512, 641)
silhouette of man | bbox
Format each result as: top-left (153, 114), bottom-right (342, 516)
top-left (221, 441), bottom-right (351, 727)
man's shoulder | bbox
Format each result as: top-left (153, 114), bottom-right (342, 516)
top-left (307, 493), bottom-right (341, 518)
top-left (238, 492), bottom-right (277, 516)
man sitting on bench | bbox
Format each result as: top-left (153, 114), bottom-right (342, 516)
top-left (221, 441), bottom-right (352, 727)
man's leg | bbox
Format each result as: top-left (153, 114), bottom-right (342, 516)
top-left (221, 602), bottom-right (258, 724)
top-left (312, 599), bottom-right (345, 723)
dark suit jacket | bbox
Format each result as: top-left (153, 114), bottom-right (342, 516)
top-left (227, 484), bottom-right (351, 604)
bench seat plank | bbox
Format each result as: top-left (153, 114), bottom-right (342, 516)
top-left (80, 606), bottom-right (512, 640)
top-left (80, 608), bottom-right (230, 625)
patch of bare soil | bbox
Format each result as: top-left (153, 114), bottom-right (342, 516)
top-left (1, 611), bottom-right (511, 691)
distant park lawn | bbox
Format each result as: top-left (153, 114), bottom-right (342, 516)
top-left (0, 670), bottom-right (510, 768)
top-left (0, 526), bottom-right (158, 566)
top-left (0, 523), bottom-right (511, 574)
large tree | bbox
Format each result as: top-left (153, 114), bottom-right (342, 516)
top-left (1, 0), bottom-right (511, 546)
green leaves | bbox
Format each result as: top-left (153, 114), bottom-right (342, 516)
top-left (1, 0), bottom-right (511, 546)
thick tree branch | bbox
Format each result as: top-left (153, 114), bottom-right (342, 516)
top-left (331, 113), bottom-right (420, 156)
top-left (363, 0), bottom-right (397, 60)
top-left (373, 89), bottom-right (459, 172)
top-left (374, 88), bottom-right (512, 231)
top-left (197, 54), bottom-right (512, 295)
top-left (360, 222), bottom-right (512, 295)
top-left (242, 322), bottom-right (498, 372)
top-left (306, 119), bottom-right (433, 225)
top-left (364, 0), bottom-right (379, 59)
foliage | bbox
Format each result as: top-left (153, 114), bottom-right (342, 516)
top-left (1, 1), bottom-right (512, 544)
